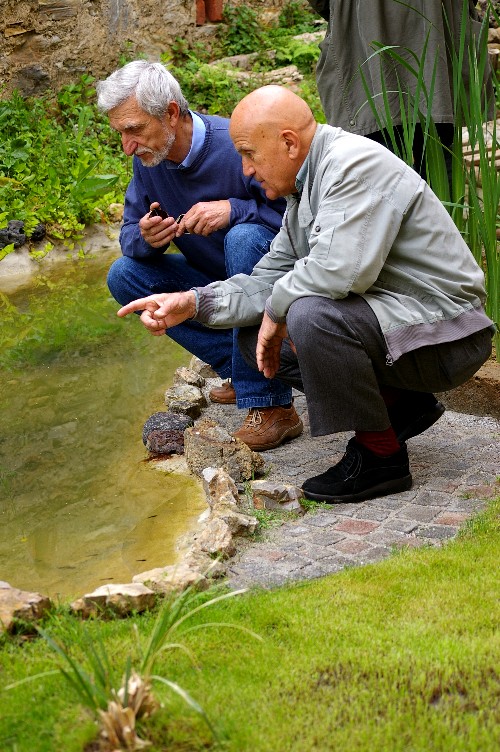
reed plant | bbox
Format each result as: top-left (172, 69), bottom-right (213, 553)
top-left (358, 0), bottom-right (499, 359)
top-left (7, 584), bottom-right (259, 751)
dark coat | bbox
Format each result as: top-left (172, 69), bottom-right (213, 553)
top-left (308, 0), bottom-right (493, 135)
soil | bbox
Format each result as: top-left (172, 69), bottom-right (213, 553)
top-left (440, 352), bottom-right (500, 420)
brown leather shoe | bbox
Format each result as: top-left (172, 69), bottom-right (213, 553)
top-left (209, 380), bottom-right (237, 404)
top-left (233, 405), bottom-right (303, 451)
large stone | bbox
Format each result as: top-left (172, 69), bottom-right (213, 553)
top-left (201, 467), bottom-right (259, 535)
top-left (0, 583), bottom-right (53, 633)
top-left (184, 419), bottom-right (265, 482)
top-left (133, 564), bottom-right (209, 594)
top-left (142, 411), bottom-right (194, 455)
top-left (251, 480), bottom-right (305, 513)
top-left (70, 583), bottom-right (156, 618)
top-left (202, 465), bottom-right (241, 511)
top-left (189, 356), bottom-right (218, 379)
top-left (173, 366), bottom-right (206, 389)
top-left (191, 517), bottom-right (236, 558)
top-left (164, 383), bottom-right (207, 419)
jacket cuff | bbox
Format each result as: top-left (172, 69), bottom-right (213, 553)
top-left (193, 286), bottom-right (217, 323)
top-left (265, 298), bottom-right (287, 324)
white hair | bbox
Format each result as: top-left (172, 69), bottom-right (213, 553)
top-left (96, 60), bottom-right (189, 117)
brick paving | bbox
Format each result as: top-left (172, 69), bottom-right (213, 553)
top-left (203, 389), bottom-right (500, 590)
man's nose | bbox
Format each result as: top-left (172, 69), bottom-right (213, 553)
top-left (241, 156), bottom-right (255, 176)
top-left (121, 133), bottom-right (137, 157)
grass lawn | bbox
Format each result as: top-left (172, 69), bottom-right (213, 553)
top-left (1, 498), bottom-right (499, 752)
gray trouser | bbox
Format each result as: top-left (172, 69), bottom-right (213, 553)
top-left (238, 294), bottom-right (493, 437)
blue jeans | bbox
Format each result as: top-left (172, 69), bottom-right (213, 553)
top-left (107, 223), bottom-right (292, 409)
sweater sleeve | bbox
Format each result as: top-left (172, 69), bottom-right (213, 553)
top-left (228, 177), bottom-right (285, 233)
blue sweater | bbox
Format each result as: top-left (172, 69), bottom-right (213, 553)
top-left (119, 113), bottom-right (286, 281)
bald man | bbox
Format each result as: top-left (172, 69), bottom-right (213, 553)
top-left (117, 86), bottom-right (494, 504)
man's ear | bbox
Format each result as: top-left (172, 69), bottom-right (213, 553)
top-left (282, 129), bottom-right (301, 159)
top-left (166, 101), bottom-right (181, 127)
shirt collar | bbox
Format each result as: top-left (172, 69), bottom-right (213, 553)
top-left (179, 111), bottom-right (206, 168)
top-left (294, 156), bottom-right (309, 197)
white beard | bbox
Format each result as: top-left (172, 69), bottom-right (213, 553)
top-left (136, 128), bottom-right (176, 167)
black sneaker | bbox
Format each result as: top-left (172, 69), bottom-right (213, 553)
top-left (388, 392), bottom-right (445, 443)
top-left (302, 438), bottom-right (412, 503)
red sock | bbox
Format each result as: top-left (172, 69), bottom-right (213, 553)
top-left (355, 427), bottom-right (401, 457)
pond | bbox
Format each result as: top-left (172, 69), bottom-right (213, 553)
top-left (0, 252), bottom-right (206, 601)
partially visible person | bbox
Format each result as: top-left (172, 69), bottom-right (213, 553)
top-left (96, 62), bottom-right (303, 451)
top-left (115, 85), bottom-right (494, 504)
top-left (307, 0), bottom-right (493, 181)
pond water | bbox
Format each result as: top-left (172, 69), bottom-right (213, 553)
top-left (0, 253), bottom-right (206, 601)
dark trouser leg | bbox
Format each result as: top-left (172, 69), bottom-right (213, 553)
top-left (238, 294), bottom-right (492, 437)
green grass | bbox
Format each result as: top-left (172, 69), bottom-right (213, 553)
top-left (1, 498), bottom-right (499, 751)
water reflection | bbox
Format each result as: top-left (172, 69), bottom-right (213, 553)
top-left (0, 255), bottom-right (206, 600)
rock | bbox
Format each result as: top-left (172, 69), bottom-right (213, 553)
top-left (202, 465), bottom-right (241, 511)
top-left (70, 583), bottom-right (156, 618)
top-left (0, 583), bottom-right (53, 633)
top-left (191, 517), bottom-right (236, 557)
top-left (0, 220), bottom-right (27, 250)
top-left (173, 366), bottom-right (206, 388)
top-left (29, 223), bottom-right (46, 242)
top-left (133, 564), bottom-right (209, 594)
top-left (189, 356), bottom-right (219, 379)
top-left (142, 411), bottom-right (194, 455)
top-left (164, 383), bottom-right (207, 419)
top-left (201, 467), bottom-right (259, 535)
top-left (250, 480), bottom-right (305, 513)
top-left (12, 65), bottom-right (50, 96)
top-left (184, 418), bottom-right (265, 482)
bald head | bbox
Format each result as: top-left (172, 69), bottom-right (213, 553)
top-left (229, 86), bottom-right (317, 200)
top-left (231, 85), bottom-right (316, 138)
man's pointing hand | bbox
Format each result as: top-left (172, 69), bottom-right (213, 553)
top-left (117, 291), bottom-right (197, 336)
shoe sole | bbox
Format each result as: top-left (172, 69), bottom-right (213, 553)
top-left (396, 402), bottom-right (445, 443)
top-left (303, 474), bottom-right (413, 504)
top-left (239, 421), bottom-right (304, 452)
top-left (209, 395), bottom-right (237, 404)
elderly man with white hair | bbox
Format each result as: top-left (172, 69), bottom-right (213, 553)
top-left (96, 63), bottom-right (303, 451)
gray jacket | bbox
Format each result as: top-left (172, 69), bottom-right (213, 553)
top-left (307, 0), bottom-right (492, 134)
top-left (196, 125), bottom-right (492, 362)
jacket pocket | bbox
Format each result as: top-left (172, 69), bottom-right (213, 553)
top-left (307, 208), bottom-right (346, 262)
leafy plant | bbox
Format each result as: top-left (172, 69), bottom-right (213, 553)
top-left (278, 0), bottom-right (319, 32)
top-left (273, 37), bottom-right (321, 73)
top-left (218, 3), bottom-right (267, 56)
top-left (7, 584), bottom-right (260, 750)
top-left (0, 76), bottom-right (129, 259)
top-left (170, 62), bottom-right (251, 117)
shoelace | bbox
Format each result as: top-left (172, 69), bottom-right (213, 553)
top-left (336, 445), bottom-right (361, 480)
top-left (243, 408), bottom-right (263, 428)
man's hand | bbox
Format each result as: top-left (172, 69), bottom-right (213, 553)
top-left (117, 291), bottom-right (197, 336)
top-left (176, 200), bottom-right (231, 237)
top-left (139, 202), bottom-right (178, 247)
top-left (256, 312), bottom-right (289, 379)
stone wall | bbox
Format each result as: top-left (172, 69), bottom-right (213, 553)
top-left (0, 0), bottom-right (289, 97)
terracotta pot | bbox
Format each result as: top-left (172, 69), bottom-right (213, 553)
top-left (205, 0), bottom-right (224, 23)
top-left (196, 0), bottom-right (206, 26)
